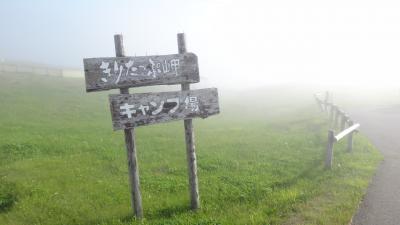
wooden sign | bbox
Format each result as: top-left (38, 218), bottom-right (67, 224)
top-left (109, 88), bottom-right (219, 130)
top-left (84, 33), bottom-right (216, 218)
top-left (83, 53), bottom-right (199, 92)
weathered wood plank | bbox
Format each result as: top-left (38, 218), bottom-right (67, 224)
top-left (83, 53), bottom-right (199, 92)
top-left (109, 88), bottom-right (219, 130)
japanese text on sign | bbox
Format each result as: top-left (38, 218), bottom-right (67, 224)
top-left (83, 53), bottom-right (200, 92)
top-left (99, 58), bottom-right (180, 84)
top-left (109, 88), bottom-right (219, 130)
top-left (119, 96), bottom-right (199, 118)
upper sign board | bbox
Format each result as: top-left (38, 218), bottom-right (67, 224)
top-left (84, 53), bottom-right (199, 92)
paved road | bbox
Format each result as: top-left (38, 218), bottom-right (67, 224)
top-left (350, 105), bottom-right (400, 225)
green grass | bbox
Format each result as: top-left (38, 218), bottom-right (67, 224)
top-left (0, 73), bottom-right (382, 225)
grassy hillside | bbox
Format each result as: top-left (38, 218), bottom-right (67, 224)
top-left (0, 73), bottom-right (381, 225)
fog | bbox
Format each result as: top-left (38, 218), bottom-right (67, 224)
top-left (1, 0), bottom-right (400, 89)
top-left (2, 2), bottom-right (400, 223)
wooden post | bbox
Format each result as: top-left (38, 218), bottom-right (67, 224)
top-left (326, 103), bottom-right (330, 115)
top-left (314, 95), bottom-right (323, 112)
top-left (340, 113), bottom-right (348, 131)
top-left (114, 34), bottom-right (143, 219)
top-left (318, 99), bottom-right (323, 112)
top-left (337, 110), bottom-right (343, 130)
top-left (178, 33), bottom-right (200, 210)
top-left (347, 120), bottom-right (354, 152)
top-left (329, 104), bottom-right (335, 126)
top-left (325, 130), bottom-right (335, 169)
top-left (324, 91), bottom-right (329, 112)
top-left (334, 107), bottom-right (340, 129)
top-left (343, 114), bottom-right (350, 129)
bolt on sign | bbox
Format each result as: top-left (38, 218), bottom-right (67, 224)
top-left (82, 33), bottom-right (220, 219)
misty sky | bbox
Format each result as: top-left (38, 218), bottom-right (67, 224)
top-left (1, 0), bottom-right (400, 88)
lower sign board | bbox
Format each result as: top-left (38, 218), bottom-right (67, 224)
top-left (109, 88), bottom-right (219, 130)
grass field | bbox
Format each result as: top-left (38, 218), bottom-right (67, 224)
top-left (0, 73), bottom-right (382, 225)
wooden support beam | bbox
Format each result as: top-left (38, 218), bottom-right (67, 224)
top-left (178, 33), bottom-right (200, 210)
top-left (114, 34), bottom-right (143, 219)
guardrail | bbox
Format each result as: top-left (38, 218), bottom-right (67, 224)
top-left (314, 92), bottom-right (360, 169)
